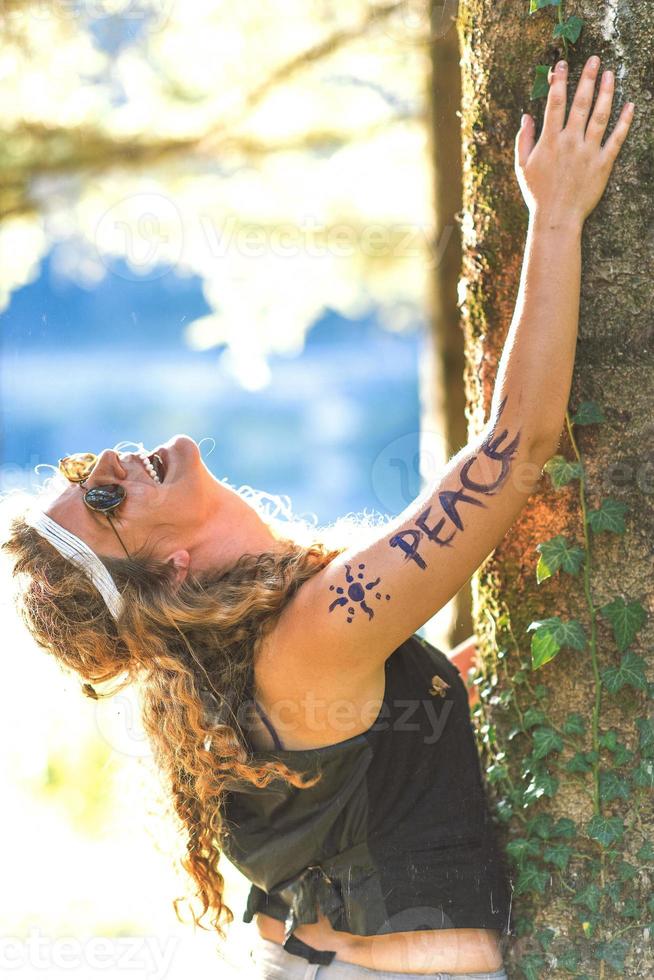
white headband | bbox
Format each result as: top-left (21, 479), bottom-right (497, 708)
top-left (24, 510), bottom-right (124, 621)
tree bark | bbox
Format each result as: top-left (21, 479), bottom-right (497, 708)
top-left (457, 1), bottom-right (653, 977)
top-left (424, 0), bottom-right (473, 649)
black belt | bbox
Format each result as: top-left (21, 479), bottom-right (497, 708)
top-left (283, 933), bottom-right (337, 966)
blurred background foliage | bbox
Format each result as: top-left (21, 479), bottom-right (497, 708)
top-left (0, 2), bottom-right (450, 977)
top-left (0, 0), bottom-right (433, 370)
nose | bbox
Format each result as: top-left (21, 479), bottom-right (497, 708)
top-left (86, 449), bottom-right (128, 485)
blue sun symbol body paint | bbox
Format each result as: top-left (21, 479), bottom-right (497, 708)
top-left (328, 563), bottom-right (391, 622)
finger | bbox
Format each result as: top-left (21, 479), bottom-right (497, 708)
top-left (601, 101), bottom-right (636, 165)
top-left (567, 55), bottom-right (601, 135)
top-left (586, 69), bottom-right (615, 144)
top-left (515, 113), bottom-right (536, 169)
top-left (541, 59), bottom-right (568, 135)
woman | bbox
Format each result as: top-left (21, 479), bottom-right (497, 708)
top-left (2, 55), bottom-right (634, 979)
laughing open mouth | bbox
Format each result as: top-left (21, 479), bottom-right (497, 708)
top-left (149, 453), bottom-right (166, 482)
top-left (138, 451), bottom-right (166, 484)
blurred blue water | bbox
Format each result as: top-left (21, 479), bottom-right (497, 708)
top-left (1, 253), bottom-right (424, 523)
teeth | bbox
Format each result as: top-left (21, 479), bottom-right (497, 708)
top-left (138, 452), bottom-right (161, 484)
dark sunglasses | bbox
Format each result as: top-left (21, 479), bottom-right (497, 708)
top-left (58, 452), bottom-right (131, 559)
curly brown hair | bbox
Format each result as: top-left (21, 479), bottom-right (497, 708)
top-left (1, 486), bottom-right (370, 941)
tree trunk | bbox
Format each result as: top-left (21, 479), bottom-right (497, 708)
top-left (424, 0), bottom-right (473, 650)
top-left (456, 1), bottom-right (653, 977)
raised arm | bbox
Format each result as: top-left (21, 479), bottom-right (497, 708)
top-left (264, 56), bottom-right (634, 698)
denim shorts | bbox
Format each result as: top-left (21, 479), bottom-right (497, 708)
top-left (248, 935), bottom-right (509, 980)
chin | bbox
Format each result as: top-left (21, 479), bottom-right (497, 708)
top-left (160, 434), bottom-right (201, 464)
top-left (151, 434), bottom-right (203, 485)
top-left (160, 433), bottom-right (199, 452)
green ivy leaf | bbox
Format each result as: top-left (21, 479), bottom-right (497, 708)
top-left (636, 717), bottom-right (654, 758)
top-left (599, 769), bottom-right (631, 802)
top-left (637, 841), bottom-right (654, 861)
top-left (506, 837), bottom-right (542, 864)
top-left (516, 864), bottom-right (550, 895)
top-left (586, 814), bottom-right (625, 847)
top-left (552, 816), bottom-right (576, 838)
top-left (614, 745), bottom-right (634, 766)
top-left (632, 760), bottom-right (654, 788)
top-left (536, 534), bottom-right (585, 581)
top-left (523, 706), bottom-right (547, 729)
top-left (495, 798), bottom-right (514, 823)
top-left (531, 64), bottom-right (551, 100)
top-left (570, 398), bottom-right (604, 424)
top-left (535, 769), bottom-right (559, 798)
top-left (554, 14), bottom-right (584, 45)
top-left (514, 915), bottom-right (533, 938)
top-left (532, 726), bottom-right (564, 759)
top-left (615, 860), bottom-right (638, 882)
top-left (530, 0), bottom-right (561, 10)
top-left (620, 897), bottom-right (641, 919)
top-left (527, 616), bottom-right (587, 668)
top-left (573, 882), bottom-right (602, 913)
top-left (604, 879), bottom-right (622, 906)
top-left (598, 732), bottom-right (634, 765)
top-left (543, 842), bottom-right (572, 870)
top-left (529, 625), bottom-right (561, 668)
top-left (524, 766), bottom-right (558, 803)
top-left (526, 812), bottom-right (555, 839)
top-left (520, 951), bottom-right (548, 980)
top-left (534, 683), bottom-right (550, 699)
top-left (594, 939), bottom-right (629, 972)
top-left (565, 751), bottom-right (593, 774)
top-left (543, 454), bottom-right (584, 488)
top-left (598, 729), bottom-right (618, 751)
top-left (601, 651), bottom-right (649, 693)
top-left (587, 498), bottom-right (628, 534)
top-left (557, 948), bottom-right (581, 971)
top-left (562, 712), bottom-right (586, 736)
top-left (535, 926), bottom-right (556, 950)
top-left (599, 597), bottom-right (647, 651)
top-left (486, 763), bottom-right (509, 784)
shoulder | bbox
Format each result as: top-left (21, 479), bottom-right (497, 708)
top-left (253, 624), bottom-right (389, 751)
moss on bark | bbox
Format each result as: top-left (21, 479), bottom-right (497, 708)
top-left (458, 2), bottom-right (653, 976)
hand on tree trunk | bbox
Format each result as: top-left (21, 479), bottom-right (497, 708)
top-left (515, 55), bottom-right (635, 227)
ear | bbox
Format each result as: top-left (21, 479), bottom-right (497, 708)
top-left (166, 549), bottom-right (191, 587)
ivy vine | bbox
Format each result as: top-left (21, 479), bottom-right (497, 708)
top-left (470, 399), bottom-right (652, 979)
top-left (529, 0), bottom-right (585, 100)
top-left (459, 8), bottom-right (654, 975)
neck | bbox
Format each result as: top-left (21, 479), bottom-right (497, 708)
top-left (188, 483), bottom-right (288, 575)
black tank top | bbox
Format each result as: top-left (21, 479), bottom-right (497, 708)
top-left (221, 633), bottom-right (515, 964)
